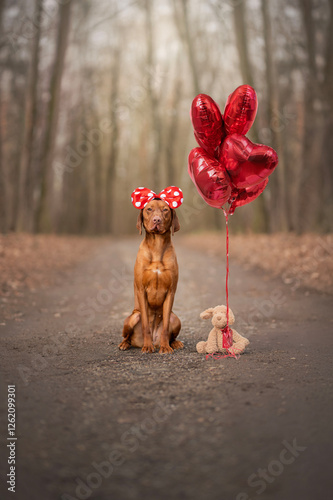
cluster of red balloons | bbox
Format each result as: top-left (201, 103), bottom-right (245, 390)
top-left (188, 85), bottom-right (278, 213)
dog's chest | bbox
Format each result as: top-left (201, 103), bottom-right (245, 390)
top-left (142, 261), bottom-right (175, 308)
top-left (143, 262), bottom-right (172, 289)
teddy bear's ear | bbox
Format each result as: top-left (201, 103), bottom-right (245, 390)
top-left (200, 308), bottom-right (214, 320)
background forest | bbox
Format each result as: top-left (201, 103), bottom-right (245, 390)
top-left (0, 0), bottom-right (332, 235)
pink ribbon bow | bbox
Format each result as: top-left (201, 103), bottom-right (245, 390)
top-left (131, 186), bottom-right (184, 209)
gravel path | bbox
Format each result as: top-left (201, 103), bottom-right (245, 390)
top-left (0, 236), bottom-right (332, 500)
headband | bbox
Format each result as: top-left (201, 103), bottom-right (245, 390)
top-left (131, 186), bottom-right (183, 209)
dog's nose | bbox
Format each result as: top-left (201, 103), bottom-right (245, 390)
top-left (153, 216), bottom-right (161, 224)
top-left (216, 316), bottom-right (222, 321)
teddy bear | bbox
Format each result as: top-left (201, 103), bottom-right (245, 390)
top-left (196, 305), bottom-right (249, 355)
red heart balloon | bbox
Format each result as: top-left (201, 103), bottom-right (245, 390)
top-left (229, 178), bottom-right (269, 214)
top-left (188, 148), bottom-right (231, 208)
top-left (223, 85), bottom-right (258, 136)
top-left (219, 134), bottom-right (278, 189)
top-left (191, 94), bottom-right (225, 157)
top-left (188, 147), bottom-right (201, 182)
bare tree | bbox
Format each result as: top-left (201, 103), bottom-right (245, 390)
top-left (143, 0), bottom-right (162, 190)
top-left (173, 0), bottom-right (225, 229)
top-left (297, 0), bottom-right (331, 232)
top-left (34, 0), bottom-right (73, 232)
top-left (0, 0), bottom-right (6, 232)
top-left (106, 43), bottom-right (122, 233)
top-left (165, 56), bottom-right (182, 186)
top-left (17, 0), bottom-right (43, 232)
top-left (261, 0), bottom-right (288, 232)
top-left (319, 0), bottom-right (333, 231)
top-left (231, 0), bottom-right (270, 231)
top-left (172, 0), bottom-right (200, 95)
top-left (0, 100), bottom-right (4, 233)
top-left (233, 0), bottom-right (255, 89)
top-left (232, 0), bottom-right (261, 144)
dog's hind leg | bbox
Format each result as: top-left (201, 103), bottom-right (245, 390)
top-left (169, 312), bottom-right (183, 350)
top-left (119, 310), bottom-right (141, 350)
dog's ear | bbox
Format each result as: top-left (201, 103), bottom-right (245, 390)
top-left (136, 211), bottom-right (143, 234)
top-left (200, 308), bottom-right (214, 320)
top-left (171, 210), bottom-right (180, 235)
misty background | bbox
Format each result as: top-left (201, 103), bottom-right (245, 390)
top-left (0, 0), bottom-right (332, 235)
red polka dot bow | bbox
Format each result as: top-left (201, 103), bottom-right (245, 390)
top-left (131, 186), bottom-right (184, 209)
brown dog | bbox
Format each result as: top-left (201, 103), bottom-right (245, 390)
top-left (119, 199), bottom-right (183, 354)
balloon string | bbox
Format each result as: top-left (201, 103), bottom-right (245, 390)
top-left (222, 207), bottom-right (233, 349)
top-left (206, 351), bottom-right (240, 361)
top-left (206, 206), bottom-right (237, 360)
top-left (224, 208), bottom-right (229, 329)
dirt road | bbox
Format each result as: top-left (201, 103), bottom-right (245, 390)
top-left (1, 236), bottom-right (332, 500)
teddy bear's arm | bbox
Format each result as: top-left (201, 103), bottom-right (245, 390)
top-left (230, 328), bottom-right (249, 354)
top-left (206, 328), bottom-right (220, 353)
top-left (232, 329), bottom-right (249, 344)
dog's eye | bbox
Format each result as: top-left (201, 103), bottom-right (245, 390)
top-left (146, 208), bottom-right (153, 212)
top-left (163, 208), bottom-right (169, 213)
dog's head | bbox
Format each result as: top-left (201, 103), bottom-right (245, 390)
top-left (131, 186), bottom-right (183, 236)
top-left (136, 199), bottom-right (180, 235)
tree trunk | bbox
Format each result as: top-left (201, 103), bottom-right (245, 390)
top-left (165, 58), bottom-right (182, 186)
top-left (0, 0), bottom-right (6, 232)
top-left (232, 0), bottom-right (258, 146)
top-left (144, 0), bottom-right (162, 191)
top-left (106, 45), bottom-right (121, 234)
top-left (8, 70), bottom-right (26, 232)
top-left (320, 0), bottom-right (333, 231)
top-left (17, 0), bottom-right (43, 232)
top-left (90, 110), bottom-right (104, 234)
top-left (0, 97), bottom-right (5, 233)
top-left (261, 0), bottom-right (288, 232)
top-left (173, 0), bottom-right (200, 95)
top-left (34, 0), bottom-right (72, 232)
top-left (297, 0), bottom-right (326, 232)
top-left (232, 0), bottom-right (269, 231)
top-left (233, 1), bottom-right (254, 88)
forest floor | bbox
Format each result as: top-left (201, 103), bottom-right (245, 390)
top-left (0, 232), bottom-right (332, 500)
top-left (182, 232), bottom-right (333, 295)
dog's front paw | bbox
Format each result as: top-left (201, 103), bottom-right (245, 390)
top-left (119, 340), bottom-right (131, 351)
top-left (141, 344), bottom-right (155, 353)
top-left (170, 340), bottom-right (184, 350)
top-left (159, 344), bottom-right (174, 354)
